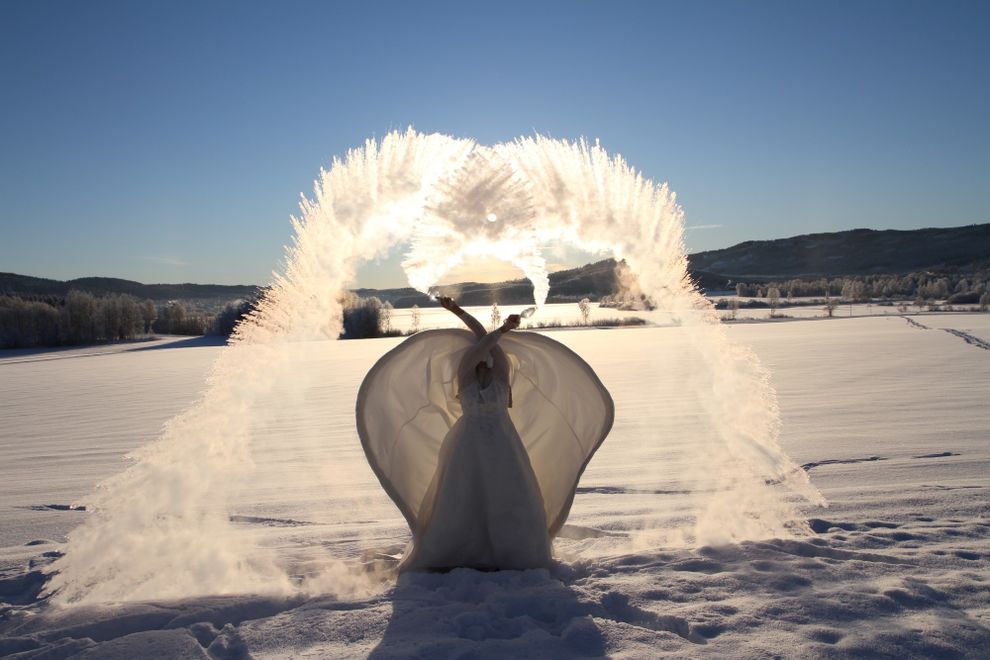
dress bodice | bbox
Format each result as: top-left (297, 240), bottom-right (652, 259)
top-left (459, 378), bottom-right (509, 416)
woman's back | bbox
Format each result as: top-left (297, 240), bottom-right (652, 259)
top-left (459, 378), bottom-right (510, 416)
top-left (401, 375), bottom-right (551, 572)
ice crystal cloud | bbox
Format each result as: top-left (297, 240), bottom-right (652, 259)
top-left (49, 130), bottom-right (823, 605)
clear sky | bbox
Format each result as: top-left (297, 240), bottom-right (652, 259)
top-left (1, 0), bottom-right (987, 288)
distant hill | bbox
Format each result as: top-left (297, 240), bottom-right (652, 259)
top-left (354, 259), bottom-right (624, 307)
top-left (687, 223), bottom-right (990, 279)
top-left (360, 223), bottom-right (990, 304)
top-left (0, 272), bottom-right (262, 302)
top-left (4, 223), bottom-right (987, 307)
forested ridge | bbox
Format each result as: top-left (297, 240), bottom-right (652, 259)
top-left (3, 223), bottom-right (988, 347)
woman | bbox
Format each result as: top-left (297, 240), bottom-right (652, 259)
top-left (356, 297), bottom-right (614, 572)
top-left (399, 299), bottom-right (551, 570)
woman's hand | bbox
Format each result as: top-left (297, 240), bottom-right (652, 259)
top-left (501, 314), bottom-right (521, 332)
top-left (439, 296), bottom-right (458, 312)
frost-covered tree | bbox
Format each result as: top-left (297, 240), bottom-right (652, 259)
top-left (341, 296), bottom-right (383, 339)
top-left (380, 301), bottom-right (393, 334)
top-left (117, 296), bottom-right (143, 339)
top-left (980, 291), bottom-right (989, 313)
top-left (141, 299), bottom-right (157, 334)
top-left (102, 296), bottom-right (122, 340)
top-left (0, 292), bottom-right (147, 348)
top-left (490, 302), bottom-right (501, 331)
top-left (767, 286), bottom-right (781, 317)
top-left (100, 295), bottom-right (141, 340)
top-left (840, 279), bottom-right (853, 301)
top-left (0, 296), bottom-right (58, 347)
top-left (64, 291), bottom-right (100, 344)
top-left (410, 304), bottom-right (421, 333)
top-left (155, 301), bottom-right (205, 335)
top-left (840, 279), bottom-right (867, 302)
top-left (161, 301), bottom-right (187, 334)
top-left (211, 298), bottom-right (257, 337)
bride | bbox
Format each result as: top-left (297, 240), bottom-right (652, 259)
top-left (356, 297), bottom-right (614, 572)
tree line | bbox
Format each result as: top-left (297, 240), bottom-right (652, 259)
top-left (339, 292), bottom-right (404, 339)
top-left (732, 271), bottom-right (989, 305)
top-left (11, 272), bottom-right (984, 349)
top-left (0, 291), bottom-right (218, 349)
top-left (0, 289), bottom-right (419, 348)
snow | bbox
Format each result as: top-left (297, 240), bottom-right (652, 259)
top-left (0, 337), bottom-right (223, 570)
top-left (387, 302), bottom-right (654, 333)
top-left (2, 313), bottom-right (988, 657)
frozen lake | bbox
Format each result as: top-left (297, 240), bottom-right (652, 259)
top-left (1, 313), bottom-right (988, 657)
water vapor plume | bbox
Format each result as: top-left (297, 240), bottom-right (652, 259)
top-left (48, 129), bottom-right (823, 604)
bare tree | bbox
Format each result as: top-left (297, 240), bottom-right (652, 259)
top-left (824, 290), bottom-right (838, 318)
top-left (578, 298), bottom-right (591, 325)
top-left (410, 304), bottom-right (421, 333)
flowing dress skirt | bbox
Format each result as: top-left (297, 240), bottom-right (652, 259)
top-left (400, 380), bottom-right (552, 571)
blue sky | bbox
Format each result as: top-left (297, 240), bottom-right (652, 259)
top-left (1, 0), bottom-right (987, 287)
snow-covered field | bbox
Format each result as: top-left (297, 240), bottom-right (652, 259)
top-left (1, 313), bottom-right (988, 658)
top-left (388, 298), bottom-right (985, 331)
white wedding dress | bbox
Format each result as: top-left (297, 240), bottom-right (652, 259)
top-left (356, 329), bottom-right (614, 572)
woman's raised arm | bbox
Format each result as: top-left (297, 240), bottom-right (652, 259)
top-left (458, 315), bottom-right (521, 379)
top-left (439, 296), bottom-right (486, 339)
